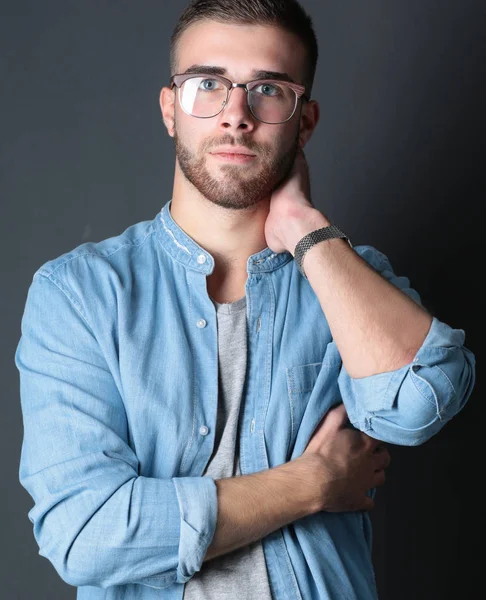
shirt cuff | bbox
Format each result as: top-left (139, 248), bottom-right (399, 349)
top-left (172, 475), bottom-right (218, 583)
top-left (337, 316), bottom-right (475, 445)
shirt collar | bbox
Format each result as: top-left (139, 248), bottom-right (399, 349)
top-left (153, 199), bottom-right (293, 276)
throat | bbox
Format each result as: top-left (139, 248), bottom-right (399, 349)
top-left (207, 272), bottom-right (247, 304)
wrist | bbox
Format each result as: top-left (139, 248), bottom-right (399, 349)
top-left (284, 454), bottom-right (326, 514)
top-left (280, 207), bottom-right (331, 256)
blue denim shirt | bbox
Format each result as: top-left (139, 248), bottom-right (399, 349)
top-left (15, 198), bottom-right (476, 600)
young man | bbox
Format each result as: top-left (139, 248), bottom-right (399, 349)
top-left (15, 1), bottom-right (475, 599)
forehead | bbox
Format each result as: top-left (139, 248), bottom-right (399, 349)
top-left (175, 20), bottom-right (306, 81)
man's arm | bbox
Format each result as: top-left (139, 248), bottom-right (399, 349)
top-left (204, 458), bottom-right (319, 563)
top-left (266, 150), bottom-right (474, 445)
top-left (205, 403), bottom-right (389, 564)
top-left (278, 206), bottom-right (475, 446)
top-left (280, 207), bottom-right (432, 379)
top-left (16, 272), bottom-right (220, 589)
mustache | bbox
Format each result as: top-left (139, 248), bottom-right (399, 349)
top-left (205, 137), bottom-right (264, 155)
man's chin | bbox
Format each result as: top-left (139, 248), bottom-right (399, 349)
top-left (203, 195), bottom-right (267, 211)
top-left (199, 179), bottom-right (269, 207)
top-left (209, 160), bottom-right (258, 177)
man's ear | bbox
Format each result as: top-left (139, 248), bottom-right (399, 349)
top-left (298, 99), bottom-right (320, 149)
top-left (160, 86), bottom-right (175, 138)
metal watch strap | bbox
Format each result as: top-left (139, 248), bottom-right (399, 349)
top-left (294, 225), bottom-right (352, 280)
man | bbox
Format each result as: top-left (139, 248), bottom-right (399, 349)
top-left (15, 1), bottom-right (475, 599)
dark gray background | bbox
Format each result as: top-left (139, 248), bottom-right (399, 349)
top-left (2, 1), bottom-right (484, 598)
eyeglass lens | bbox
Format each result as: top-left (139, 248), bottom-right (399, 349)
top-left (179, 76), bottom-right (297, 123)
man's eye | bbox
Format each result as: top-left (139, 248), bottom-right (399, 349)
top-left (254, 83), bottom-right (281, 96)
top-left (199, 79), bottom-right (221, 91)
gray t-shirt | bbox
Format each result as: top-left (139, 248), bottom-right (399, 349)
top-left (182, 295), bottom-right (273, 600)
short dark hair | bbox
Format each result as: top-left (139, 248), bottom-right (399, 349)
top-left (170, 0), bottom-right (319, 97)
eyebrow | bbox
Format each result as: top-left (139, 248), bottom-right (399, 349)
top-left (182, 64), bottom-right (299, 84)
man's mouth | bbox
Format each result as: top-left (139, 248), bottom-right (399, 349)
top-left (210, 148), bottom-right (256, 163)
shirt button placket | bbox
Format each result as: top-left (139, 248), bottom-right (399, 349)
top-left (195, 315), bottom-right (209, 439)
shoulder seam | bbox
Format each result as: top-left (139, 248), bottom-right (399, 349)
top-left (39, 225), bottom-right (155, 278)
top-left (35, 271), bottom-right (94, 331)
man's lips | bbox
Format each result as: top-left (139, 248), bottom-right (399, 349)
top-left (212, 152), bottom-right (254, 156)
top-left (210, 151), bottom-right (256, 163)
top-left (210, 146), bottom-right (256, 157)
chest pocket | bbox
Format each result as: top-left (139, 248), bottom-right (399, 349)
top-left (286, 358), bottom-right (342, 460)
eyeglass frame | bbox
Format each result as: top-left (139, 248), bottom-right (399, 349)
top-left (169, 72), bottom-right (309, 124)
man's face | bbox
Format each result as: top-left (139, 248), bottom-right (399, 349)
top-left (169, 21), bottom-right (310, 211)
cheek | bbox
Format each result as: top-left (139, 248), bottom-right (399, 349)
top-left (269, 122), bottom-right (299, 151)
top-left (269, 135), bottom-right (297, 162)
top-left (174, 120), bottom-right (206, 151)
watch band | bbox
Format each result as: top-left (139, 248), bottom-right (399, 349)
top-left (294, 225), bottom-right (352, 280)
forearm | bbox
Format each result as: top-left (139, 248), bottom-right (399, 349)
top-left (203, 456), bottom-right (320, 563)
top-left (282, 208), bottom-right (432, 379)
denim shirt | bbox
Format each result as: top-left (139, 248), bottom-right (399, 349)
top-left (15, 198), bottom-right (476, 600)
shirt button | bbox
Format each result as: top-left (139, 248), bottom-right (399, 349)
top-left (199, 425), bottom-right (209, 436)
top-left (197, 254), bottom-right (207, 264)
top-left (197, 319), bottom-right (207, 328)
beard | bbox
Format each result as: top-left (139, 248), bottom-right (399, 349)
top-left (173, 114), bottom-right (300, 211)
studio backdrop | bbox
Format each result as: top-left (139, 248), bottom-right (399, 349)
top-left (1, 1), bottom-right (483, 598)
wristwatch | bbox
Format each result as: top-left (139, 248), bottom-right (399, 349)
top-left (294, 225), bottom-right (352, 280)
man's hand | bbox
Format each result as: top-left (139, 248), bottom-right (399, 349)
top-left (264, 148), bottom-right (330, 254)
top-left (296, 402), bottom-right (391, 512)
top-left (204, 401), bottom-right (389, 562)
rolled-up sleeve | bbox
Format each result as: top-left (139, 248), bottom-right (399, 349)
top-left (173, 477), bottom-right (218, 583)
top-left (15, 271), bottom-right (218, 588)
top-left (337, 246), bottom-right (476, 446)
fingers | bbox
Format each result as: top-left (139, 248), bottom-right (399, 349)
top-left (325, 402), bottom-right (350, 429)
top-left (361, 496), bottom-right (375, 511)
top-left (356, 431), bottom-right (392, 474)
top-left (373, 445), bottom-right (391, 470)
top-left (363, 434), bottom-right (387, 455)
top-left (373, 469), bottom-right (386, 487)
top-left (373, 445), bottom-right (390, 491)
top-left (382, 449), bottom-right (391, 469)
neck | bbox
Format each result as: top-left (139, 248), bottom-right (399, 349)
top-left (170, 162), bottom-right (271, 281)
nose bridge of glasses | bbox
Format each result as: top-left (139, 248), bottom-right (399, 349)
top-left (223, 82), bottom-right (250, 110)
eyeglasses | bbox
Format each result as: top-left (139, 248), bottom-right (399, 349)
top-left (170, 73), bottom-right (309, 125)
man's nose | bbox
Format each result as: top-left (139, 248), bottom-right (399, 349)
top-left (218, 86), bottom-right (256, 131)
